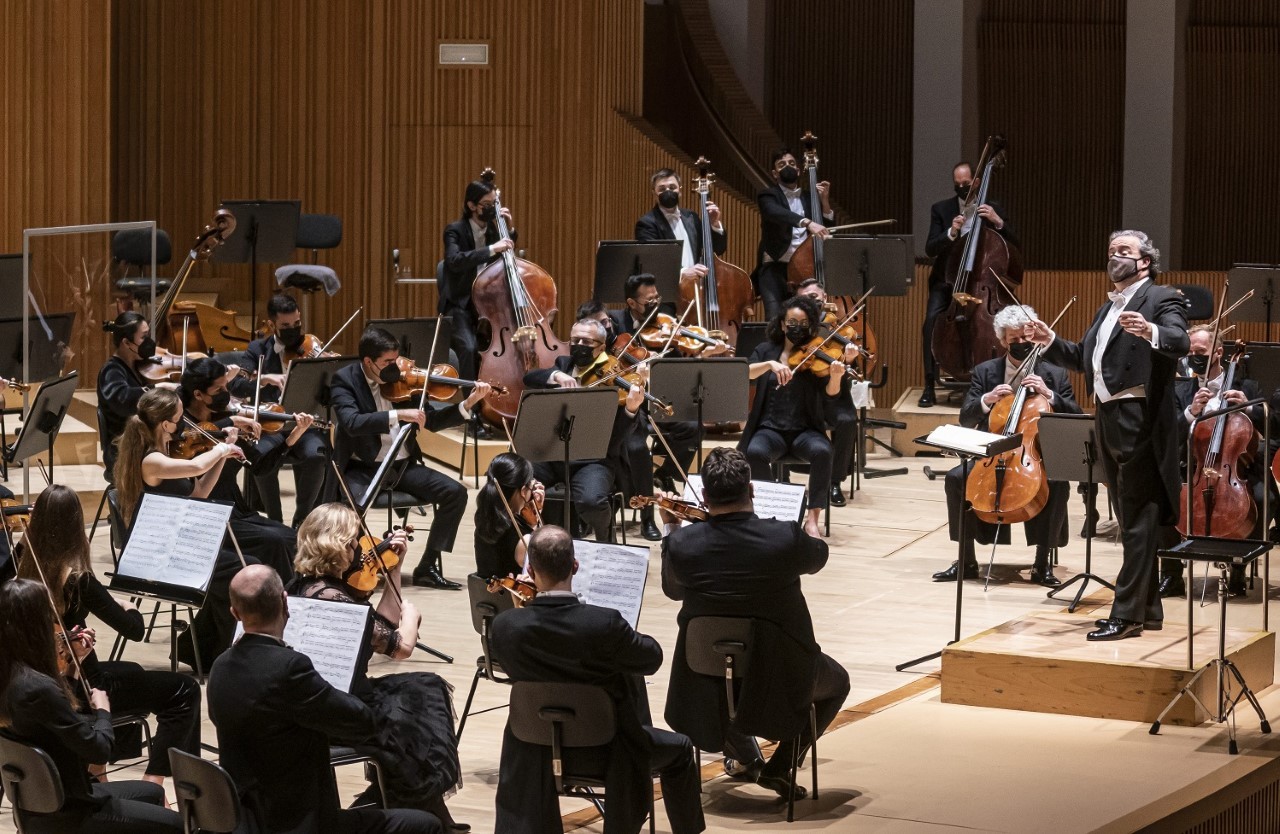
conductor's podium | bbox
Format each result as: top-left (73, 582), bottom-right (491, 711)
top-left (941, 611), bottom-right (1274, 726)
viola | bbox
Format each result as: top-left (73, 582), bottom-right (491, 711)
top-left (170, 422), bottom-right (227, 459)
top-left (680, 157), bottom-right (753, 351)
top-left (579, 354), bottom-right (675, 416)
top-left (344, 525), bottom-right (414, 597)
top-left (628, 494), bottom-right (707, 523)
top-left (786, 335), bottom-right (846, 379)
top-left (486, 575), bottom-right (537, 607)
top-left (134, 347), bottom-right (209, 385)
top-left (230, 403), bottom-right (333, 433)
top-left (931, 136), bottom-right (1024, 382)
top-left (610, 332), bottom-right (651, 367)
top-left (379, 356), bottom-right (507, 404)
top-left (637, 313), bottom-right (730, 356)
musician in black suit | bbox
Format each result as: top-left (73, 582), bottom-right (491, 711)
top-left (932, 306), bottom-right (1080, 586)
top-left (919, 162), bottom-right (1014, 407)
top-left (1028, 230), bottom-right (1189, 640)
top-left (489, 526), bottom-right (705, 834)
top-left (522, 317), bottom-right (644, 542)
top-left (440, 179), bottom-right (517, 381)
top-left (330, 326), bottom-right (491, 589)
top-left (659, 447), bottom-right (850, 797)
top-left (635, 167), bottom-right (726, 285)
top-left (207, 565), bottom-right (439, 834)
top-left (230, 293), bottom-right (333, 526)
top-left (755, 148), bottom-right (832, 321)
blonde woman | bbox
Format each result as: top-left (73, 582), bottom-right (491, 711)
top-left (289, 504), bottom-right (465, 831)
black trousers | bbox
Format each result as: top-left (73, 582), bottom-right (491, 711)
top-left (92, 661), bottom-right (201, 777)
top-left (343, 458), bottom-right (468, 566)
top-left (944, 465), bottom-right (1070, 560)
top-left (229, 508), bottom-right (297, 582)
top-left (1098, 400), bottom-right (1171, 625)
top-left (757, 261), bottom-right (792, 322)
top-left (829, 407), bottom-right (858, 487)
top-left (442, 305), bottom-right (479, 382)
top-left (19, 780), bottom-right (180, 833)
top-left (185, 548), bottom-right (261, 666)
top-left (744, 427), bottom-right (832, 510)
top-left (252, 429), bottom-right (333, 527)
top-left (533, 460), bottom-right (616, 542)
top-left (921, 281), bottom-right (951, 383)
top-left (335, 808), bottom-right (441, 834)
top-left (624, 418), bottom-right (700, 497)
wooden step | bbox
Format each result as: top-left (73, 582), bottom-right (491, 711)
top-left (887, 386), bottom-right (964, 456)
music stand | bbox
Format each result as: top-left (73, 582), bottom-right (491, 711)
top-left (280, 356), bottom-right (358, 428)
top-left (1038, 413), bottom-right (1116, 612)
top-left (897, 427), bottom-right (1023, 672)
top-left (213, 200), bottom-right (302, 326)
top-left (7, 372), bottom-right (77, 496)
top-left (1228, 264), bottom-right (1279, 341)
top-left (593, 241), bottom-right (682, 304)
top-left (369, 317), bottom-right (454, 368)
top-left (1240, 343), bottom-right (1280, 401)
top-left (648, 358), bottom-right (749, 469)
top-left (512, 388), bottom-right (618, 535)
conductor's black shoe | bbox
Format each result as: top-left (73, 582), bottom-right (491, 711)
top-left (932, 561), bottom-right (979, 582)
top-left (917, 385), bottom-right (936, 408)
top-left (829, 485), bottom-right (847, 507)
top-left (1030, 567), bottom-right (1061, 587)
top-left (1158, 575), bottom-right (1186, 598)
top-left (1094, 618), bottom-right (1162, 631)
top-left (413, 567), bottom-right (463, 590)
top-left (1087, 619), bottom-right (1143, 641)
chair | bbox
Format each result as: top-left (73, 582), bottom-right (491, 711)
top-left (275, 213), bottom-right (342, 324)
top-left (329, 746), bottom-right (387, 809)
top-left (111, 228), bottom-right (174, 314)
top-left (508, 681), bottom-right (656, 833)
top-left (684, 616), bottom-right (818, 823)
top-left (1171, 283), bottom-right (1214, 321)
top-left (0, 735), bottom-right (64, 833)
top-left (367, 488), bottom-right (433, 540)
top-left (456, 574), bottom-right (516, 740)
top-left (770, 457), bottom-right (831, 536)
top-left (169, 749), bottom-right (241, 834)
top-left (102, 710), bottom-right (153, 777)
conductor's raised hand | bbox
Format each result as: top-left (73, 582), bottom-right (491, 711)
top-left (1118, 311), bottom-right (1153, 341)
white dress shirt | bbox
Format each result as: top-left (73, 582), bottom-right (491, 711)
top-left (470, 218), bottom-right (489, 253)
top-left (361, 367), bottom-right (471, 463)
top-left (1090, 278), bottom-right (1159, 403)
top-left (662, 207), bottom-right (695, 269)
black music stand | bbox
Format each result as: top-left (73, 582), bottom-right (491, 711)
top-left (512, 388), bottom-right (618, 536)
top-left (7, 372), bottom-right (77, 493)
top-left (648, 358), bottom-right (749, 469)
top-left (1228, 264), bottom-right (1279, 341)
top-left (593, 241), bottom-right (682, 304)
top-left (280, 356), bottom-right (358, 428)
top-left (1036, 413), bottom-right (1116, 612)
top-left (369, 317), bottom-right (454, 368)
top-left (213, 200), bottom-right (302, 326)
top-left (1240, 343), bottom-right (1280, 402)
top-left (897, 428), bottom-right (1023, 672)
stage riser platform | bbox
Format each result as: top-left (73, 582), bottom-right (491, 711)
top-left (942, 612), bottom-right (1276, 726)
top-left (887, 386), bottom-right (964, 457)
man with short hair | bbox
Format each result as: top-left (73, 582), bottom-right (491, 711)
top-left (490, 526), bottom-right (705, 834)
top-left (635, 167), bottom-right (727, 287)
top-left (755, 148), bottom-right (832, 321)
top-left (330, 326), bottom-right (491, 588)
top-left (208, 565), bottom-right (439, 834)
top-left (659, 447), bottom-right (850, 797)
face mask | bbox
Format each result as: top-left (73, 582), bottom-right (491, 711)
top-left (641, 300), bottom-right (660, 319)
top-left (785, 324), bottom-right (810, 345)
top-left (1186, 354), bottom-right (1210, 376)
top-left (378, 361), bottom-right (401, 384)
top-left (208, 390), bottom-right (232, 412)
top-left (602, 322), bottom-right (617, 345)
top-left (657, 190), bottom-right (680, 210)
top-left (479, 205), bottom-right (497, 222)
top-left (278, 326), bottom-right (304, 350)
top-left (778, 165), bottom-right (799, 186)
top-left (137, 336), bottom-right (157, 360)
top-left (1107, 254), bottom-right (1140, 283)
top-left (955, 183), bottom-right (971, 199)
top-left (570, 344), bottom-right (596, 368)
top-left (1007, 341), bottom-right (1034, 361)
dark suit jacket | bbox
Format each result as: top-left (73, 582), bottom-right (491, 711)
top-left (523, 356), bottom-right (640, 474)
top-left (229, 335), bottom-right (286, 401)
top-left (1043, 279), bottom-right (1190, 514)
top-left (738, 340), bottom-right (840, 452)
top-left (440, 217), bottom-right (517, 312)
top-left (329, 361), bottom-right (465, 469)
top-left (1173, 370), bottom-right (1266, 481)
top-left (958, 356), bottom-right (1081, 429)
top-left (661, 511), bottom-right (827, 751)
top-left (489, 595), bottom-right (661, 834)
top-left (634, 205), bottom-right (727, 263)
top-left (207, 633), bottom-right (376, 834)
top-left (96, 356), bottom-right (146, 466)
top-left (755, 184), bottom-right (831, 264)
top-left (925, 196), bottom-right (1016, 289)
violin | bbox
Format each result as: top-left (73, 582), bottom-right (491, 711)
top-left (344, 525), bottom-right (414, 597)
top-left (170, 422), bottom-right (228, 459)
top-left (610, 332), bottom-right (651, 367)
top-left (785, 306), bottom-right (866, 380)
top-left (1, 378), bottom-right (31, 392)
top-left (637, 312), bottom-right (730, 356)
top-left (579, 354), bottom-right (675, 416)
top-left (134, 347), bottom-right (210, 385)
top-left (261, 308), bottom-right (362, 366)
top-left (486, 575), bottom-right (537, 607)
top-left (230, 403), bottom-right (333, 433)
top-left (680, 157), bottom-right (753, 351)
top-left (379, 356), bottom-right (507, 404)
top-left (1, 497), bottom-right (32, 533)
top-left (628, 494), bottom-right (707, 523)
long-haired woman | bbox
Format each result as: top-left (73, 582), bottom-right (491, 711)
top-left (473, 452), bottom-right (544, 580)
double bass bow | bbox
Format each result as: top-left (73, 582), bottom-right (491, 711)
top-left (680, 157), bottom-right (752, 352)
top-left (471, 168), bottom-right (568, 426)
top-left (931, 136), bottom-right (1024, 382)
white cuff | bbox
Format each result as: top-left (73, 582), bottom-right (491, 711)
top-left (388, 411), bottom-right (398, 430)
top-left (1148, 327), bottom-right (1160, 349)
top-left (458, 401), bottom-right (472, 421)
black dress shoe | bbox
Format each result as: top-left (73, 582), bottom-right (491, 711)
top-left (413, 567), bottom-right (463, 590)
top-left (1093, 618), bottom-right (1162, 631)
top-left (756, 772), bottom-right (808, 800)
top-left (932, 561), bottom-right (979, 582)
top-left (641, 519), bottom-right (662, 541)
top-left (724, 757), bottom-right (764, 782)
top-left (917, 385), bottom-right (937, 408)
top-left (1087, 619), bottom-right (1143, 641)
top-left (1079, 509), bottom-right (1101, 539)
top-left (1030, 567), bottom-right (1061, 587)
top-left (1158, 575), bottom-right (1186, 598)
top-left (829, 485), bottom-right (846, 507)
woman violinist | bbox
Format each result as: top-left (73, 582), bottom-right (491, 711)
top-left (740, 295), bottom-right (848, 538)
top-left (15, 484), bottom-right (202, 790)
top-left (0, 579), bottom-right (183, 832)
top-left (97, 313), bottom-right (176, 479)
top-left (473, 452), bottom-right (545, 580)
top-left (287, 503), bottom-right (466, 831)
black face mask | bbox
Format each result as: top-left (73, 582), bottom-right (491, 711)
top-left (378, 361), bottom-right (401, 384)
top-left (479, 205), bottom-right (497, 222)
top-left (602, 322), bottom-right (617, 345)
top-left (1186, 354), bottom-right (1211, 376)
top-left (778, 165), bottom-right (800, 186)
top-left (136, 336), bottom-right (157, 360)
top-left (657, 190), bottom-right (680, 210)
top-left (1007, 341), bottom-right (1034, 362)
top-left (641, 301), bottom-right (660, 320)
top-left (207, 390), bottom-right (232, 412)
top-left (570, 344), bottom-right (597, 368)
top-left (955, 183), bottom-right (971, 200)
top-left (278, 326), bottom-right (304, 350)
top-left (785, 325), bottom-right (810, 345)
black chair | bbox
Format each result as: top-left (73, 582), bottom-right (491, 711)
top-left (275, 213), bottom-right (342, 324)
top-left (329, 746), bottom-right (387, 809)
top-left (770, 457), bottom-right (831, 536)
top-left (169, 749), bottom-right (241, 834)
top-left (111, 228), bottom-right (174, 312)
top-left (456, 574), bottom-right (517, 741)
top-left (0, 735), bottom-right (64, 833)
top-left (367, 488), bottom-right (434, 542)
top-left (103, 710), bottom-right (153, 777)
top-left (508, 681), bottom-right (656, 833)
top-left (684, 616), bottom-right (818, 823)
top-left (1171, 283), bottom-right (1214, 321)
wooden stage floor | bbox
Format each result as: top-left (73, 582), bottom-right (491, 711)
top-left (4, 451), bottom-right (1279, 833)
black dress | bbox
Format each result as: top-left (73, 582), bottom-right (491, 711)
top-left (473, 511), bottom-right (530, 580)
top-left (286, 574), bottom-right (462, 809)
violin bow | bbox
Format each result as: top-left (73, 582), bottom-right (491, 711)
top-left (20, 531), bottom-right (94, 703)
top-left (645, 413), bottom-right (705, 509)
top-left (1005, 294), bottom-right (1076, 384)
top-left (417, 319), bottom-right (445, 413)
top-left (329, 460), bottom-right (404, 606)
top-left (793, 304), bottom-right (867, 375)
top-left (180, 317), bottom-right (190, 377)
top-left (320, 307), bottom-right (364, 355)
top-left (181, 415), bottom-right (253, 469)
top-left (659, 300), bottom-right (698, 356)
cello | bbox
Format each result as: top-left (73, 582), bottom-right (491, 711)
top-left (471, 168), bottom-right (568, 425)
top-left (680, 157), bottom-right (753, 351)
top-left (930, 135), bottom-right (1024, 382)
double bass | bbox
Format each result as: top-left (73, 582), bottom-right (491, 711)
top-left (471, 168), bottom-right (568, 425)
top-left (150, 209), bottom-right (244, 355)
top-left (930, 136), bottom-right (1024, 382)
top-left (680, 157), bottom-right (753, 352)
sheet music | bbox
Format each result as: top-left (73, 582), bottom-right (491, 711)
top-left (571, 540), bottom-right (650, 630)
top-left (234, 597), bottom-right (368, 692)
top-left (924, 423), bottom-right (1011, 457)
top-left (682, 475), bottom-right (807, 523)
top-left (115, 494), bottom-right (233, 592)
